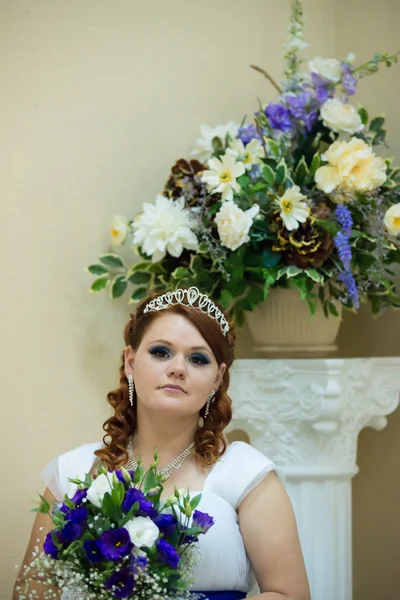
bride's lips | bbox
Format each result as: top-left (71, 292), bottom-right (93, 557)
top-left (160, 384), bottom-right (186, 393)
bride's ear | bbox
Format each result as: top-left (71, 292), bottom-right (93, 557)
top-left (124, 346), bottom-right (136, 376)
top-left (215, 362), bottom-right (227, 389)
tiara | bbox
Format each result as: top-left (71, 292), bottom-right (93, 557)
top-left (143, 286), bottom-right (230, 336)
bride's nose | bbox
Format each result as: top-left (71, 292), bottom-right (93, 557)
top-left (166, 354), bottom-right (187, 379)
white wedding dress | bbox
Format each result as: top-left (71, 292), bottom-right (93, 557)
top-left (42, 440), bottom-right (281, 597)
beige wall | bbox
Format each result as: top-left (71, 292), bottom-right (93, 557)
top-left (1, 1), bottom-right (399, 599)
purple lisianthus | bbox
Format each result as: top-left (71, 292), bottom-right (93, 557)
top-left (335, 205), bottom-right (353, 236)
top-left (192, 510), bottom-right (215, 534)
top-left (71, 488), bottom-right (88, 506)
top-left (98, 528), bottom-right (133, 561)
top-left (153, 513), bottom-right (178, 537)
top-left (43, 530), bottom-right (64, 559)
top-left (84, 539), bottom-right (104, 564)
top-left (237, 124), bottom-right (261, 144)
top-left (65, 506), bottom-right (88, 527)
top-left (265, 103), bottom-right (293, 133)
top-left (130, 554), bottom-right (148, 575)
top-left (122, 488), bottom-right (157, 518)
top-left (339, 270), bottom-right (360, 308)
top-left (105, 568), bottom-right (135, 599)
top-left (62, 521), bottom-right (83, 544)
top-left (156, 539), bottom-right (181, 568)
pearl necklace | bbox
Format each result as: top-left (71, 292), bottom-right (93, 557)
top-left (125, 437), bottom-right (195, 481)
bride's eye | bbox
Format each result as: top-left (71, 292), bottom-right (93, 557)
top-left (149, 346), bottom-right (170, 359)
top-left (190, 354), bottom-right (210, 366)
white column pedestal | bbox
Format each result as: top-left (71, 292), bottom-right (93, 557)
top-left (228, 358), bottom-right (400, 600)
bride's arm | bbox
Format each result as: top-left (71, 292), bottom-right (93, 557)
top-left (238, 472), bottom-right (311, 600)
top-left (12, 487), bottom-right (62, 600)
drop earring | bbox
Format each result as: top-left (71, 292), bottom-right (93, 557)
top-left (128, 374), bottom-right (135, 407)
top-left (204, 389), bottom-right (216, 419)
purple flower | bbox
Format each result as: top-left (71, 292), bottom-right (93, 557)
top-left (153, 513), bottom-right (178, 537)
top-left (334, 231), bottom-right (352, 270)
top-left (65, 506), bottom-right (88, 527)
top-left (84, 539), bottom-right (104, 563)
top-left (192, 510), bottom-right (215, 534)
top-left (156, 539), bottom-right (181, 568)
top-left (284, 90), bottom-right (313, 119)
top-left (62, 521), bottom-right (83, 544)
top-left (311, 73), bottom-right (335, 105)
top-left (265, 103), bottom-right (293, 133)
top-left (105, 568), bottom-right (135, 599)
top-left (43, 530), bottom-right (63, 559)
top-left (71, 489), bottom-right (87, 506)
top-left (98, 528), bottom-right (133, 561)
top-left (335, 205), bottom-right (353, 236)
top-left (339, 270), bottom-right (360, 308)
top-left (341, 63), bottom-right (357, 96)
top-left (130, 554), bottom-right (148, 575)
top-left (237, 124), bottom-right (261, 144)
top-left (122, 488), bottom-right (157, 518)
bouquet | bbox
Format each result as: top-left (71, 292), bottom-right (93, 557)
top-left (17, 452), bottom-right (213, 600)
top-left (86, 0), bottom-right (400, 326)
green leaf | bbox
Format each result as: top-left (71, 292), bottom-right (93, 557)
top-left (143, 469), bottom-right (158, 494)
top-left (172, 267), bottom-right (190, 279)
top-left (190, 255), bottom-right (204, 274)
top-left (197, 241), bottom-right (209, 254)
top-left (315, 218), bottom-right (340, 236)
top-left (266, 138), bottom-right (280, 158)
top-left (90, 276), bottom-right (109, 292)
top-left (110, 275), bottom-right (128, 299)
top-left (275, 160), bottom-right (288, 187)
top-left (262, 250), bottom-right (282, 268)
top-left (127, 262), bottom-right (152, 277)
top-left (129, 287), bottom-right (148, 303)
top-left (358, 107), bottom-right (369, 126)
top-left (309, 152), bottom-right (322, 176)
top-left (219, 289), bottom-right (234, 310)
top-left (111, 481), bottom-right (126, 506)
top-left (86, 264), bottom-right (108, 276)
top-left (99, 253), bottom-right (125, 269)
top-left (262, 165), bottom-right (275, 186)
top-left (294, 157), bottom-right (309, 186)
top-left (329, 301), bottom-right (339, 317)
top-left (237, 174), bottom-right (250, 188)
top-left (189, 494), bottom-right (202, 511)
top-left (128, 272), bottom-right (151, 285)
top-left (277, 265), bottom-right (303, 279)
top-left (370, 116), bottom-right (385, 132)
top-left (305, 269), bottom-right (324, 284)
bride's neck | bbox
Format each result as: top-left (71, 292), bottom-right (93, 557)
top-left (131, 410), bottom-right (198, 469)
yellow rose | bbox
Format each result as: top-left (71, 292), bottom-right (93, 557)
top-left (346, 154), bottom-right (387, 192)
top-left (384, 204), bottom-right (400, 237)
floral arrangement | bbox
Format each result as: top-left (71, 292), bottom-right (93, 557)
top-left (16, 452), bottom-right (213, 600)
top-left (86, 0), bottom-right (400, 326)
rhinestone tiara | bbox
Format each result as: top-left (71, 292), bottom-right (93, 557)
top-left (142, 286), bottom-right (230, 336)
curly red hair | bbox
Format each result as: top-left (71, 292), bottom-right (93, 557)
top-left (94, 290), bottom-right (236, 470)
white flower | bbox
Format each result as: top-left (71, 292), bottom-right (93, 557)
top-left (190, 122), bottom-right (239, 162)
top-left (86, 473), bottom-right (113, 508)
top-left (226, 138), bottom-right (264, 171)
top-left (286, 36), bottom-right (310, 51)
top-left (124, 516), bottom-right (159, 548)
top-left (215, 201), bottom-right (259, 251)
top-left (384, 204), bottom-right (400, 237)
top-left (132, 195), bottom-right (198, 262)
top-left (276, 186), bottom-right (310, 231)
top-left (308, 57), bottom-right (342, 83)
top-left (345, 52), bottom-right (357, 65)
top-left (320, 99), bottom-right (364, 134)
top-left (201, 154), bottom-right (245, 201)
top-left (111, 215), bottom-right (130, 246)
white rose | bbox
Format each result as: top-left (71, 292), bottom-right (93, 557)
top-left (124, 516), bottom-right (159, 548)
top-left (320, 99), bottom-right (364, 134)
top-left (384, 204), bottom-right (400, 236)
top-left (309, 57), bottom-right (342, 82)
top-left (111, 215), bottom-right (130, 246)
top-left (86, 473), bottom-right (113, 508)
top-left (215, 201), bottom-right (260, 251)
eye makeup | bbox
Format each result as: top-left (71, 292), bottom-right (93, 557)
top-left (148, 345), bottom-right (211, 366)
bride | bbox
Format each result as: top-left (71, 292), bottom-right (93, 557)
top-left (13, 287), bottom-right (311, 600)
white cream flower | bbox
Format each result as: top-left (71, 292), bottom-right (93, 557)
top-left (275, 186), bottom-right (310, 231)
top-left (124, 516), bottom-right (159, 548)
top-left (132, 195), bottom-right (198, 262)
top-left (201, 154), bottom-right (245, 201)
top-left (86, 473), bottom-right (113, 509)
top-left (320, 99), bottom-right (364, 134)
top-left (308, 57), bottom-right (342, 82)
top-left (215, 201), bottom-right (259, 251)
top-left (226, 138), bottom-right (264, 171)
top-left (111, 215), bottom-right (130, 246)
top-left (190, 122), bottom-right (240, 162)
top-left (315, 138), bottom-right (387, 194)
top-left (384, 204), bottom-right (400, 237)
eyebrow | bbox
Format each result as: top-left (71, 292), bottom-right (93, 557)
top-left (147, 339), bottom-right (212, 354)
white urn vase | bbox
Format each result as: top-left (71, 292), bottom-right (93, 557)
top-left (246, 287), bottom-right (343, 356)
